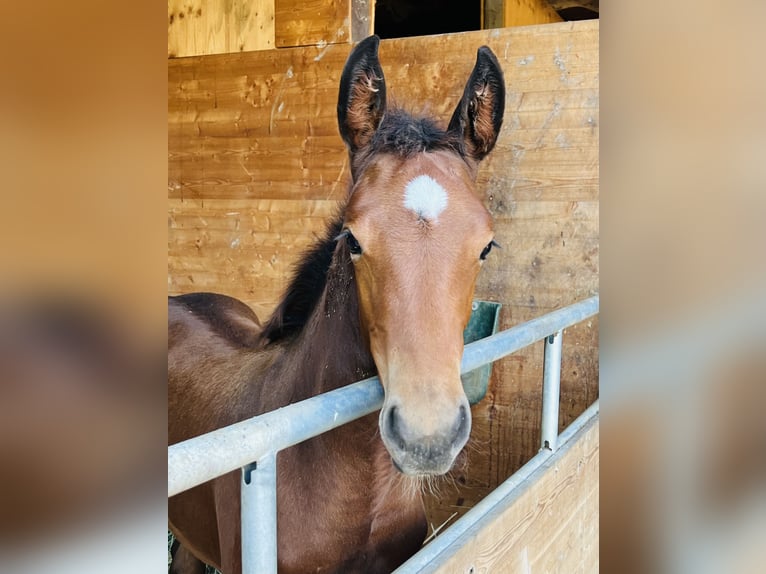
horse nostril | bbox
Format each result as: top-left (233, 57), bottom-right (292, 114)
top-left (385, 406), bottom-right (406, 450)
top-left (456, 404), bottom-right (471, 441)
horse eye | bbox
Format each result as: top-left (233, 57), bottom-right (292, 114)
top-left (334, 229), bottom-right (363, 256)
top-left (345, 231), bottom-right (362, 255)
top-left (480, 239), bottom-right (500, 261)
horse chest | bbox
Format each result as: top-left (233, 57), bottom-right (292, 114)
top-left (277, 496), bottom-right (425, 574)
top-left (275, 438), bottom-right (426, 573)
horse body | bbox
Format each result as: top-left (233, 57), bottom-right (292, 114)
top-left (169, 35), bottom-right (505, 573)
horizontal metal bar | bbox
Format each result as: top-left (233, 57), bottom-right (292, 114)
top-left (168, 296), bottom-right (599, 497)
top-left (459, 295), bottom-right (599, 374)
top-left (393, 400), bottom-right (599, 573)
top-left (169, 376), bottom-right (384, 497)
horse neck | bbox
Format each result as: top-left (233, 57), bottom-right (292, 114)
top-left (291, 250), bottom-right (375, 399)
top-left (277, 250), bottom-right (426, 543)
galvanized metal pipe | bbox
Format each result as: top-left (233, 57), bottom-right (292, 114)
top-left (169, 377), bottom-right (384, 497)
top-left (241, 454), bottom-right (277, 574)
top-left (168, 295), bottom-right (599, 497)
top-left (459, 295), bottom-right (598, 374)
top-left (541, 330), bottom-right (563, 451)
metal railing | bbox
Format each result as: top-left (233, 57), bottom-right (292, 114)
top-left (168, 295), bottom-right (599, 573)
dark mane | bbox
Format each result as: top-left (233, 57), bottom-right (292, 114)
top-left (352, 108), bottom-right (462, 178)
top-left (260, 217), bottom-right (343, 343)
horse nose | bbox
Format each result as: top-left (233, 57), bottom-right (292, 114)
top-left (451, 402), bottom-right (471, 447)
top-left (382, 405), bottom-right (407, 451)
top-left (380, 398), bottom-right (471, 474)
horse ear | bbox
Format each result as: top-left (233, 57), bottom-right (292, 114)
top-left (337, 35), bottom-right (387, 153)
top-left (448, 46), bottom-right (505, 163)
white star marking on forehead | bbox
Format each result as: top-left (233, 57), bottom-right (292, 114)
top-left (403, 175), bottom-right (448, 222)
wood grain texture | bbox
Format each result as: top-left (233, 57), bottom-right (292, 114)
top-left (275, 0), bottom-right (354, 48)
top-left (484, 0), bottom-right (504, 29)
top-left (168, 20), bottom-right (599, 527)
top-left (350, 0), bottom-right (374, 42)
top-left (504, 0), bottom-right (563, 27)
top-left (167, 0), bottom-right (275, 58)
top-left (428, 417), bottom-right (599, 573)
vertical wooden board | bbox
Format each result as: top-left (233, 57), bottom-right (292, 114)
top-left (350, 0), bottom-right (374, 42)
top-left (504, 0), bottom-right (563, 27)
top-left (168, 0), bottom-right (275, 58)
top-left (275, 0), bottom-right (353, 48)
top-left (484, 0), bottom-right (505, 29)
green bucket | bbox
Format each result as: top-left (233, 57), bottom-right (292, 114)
top-left (462, 300), bottom-right (502, 405)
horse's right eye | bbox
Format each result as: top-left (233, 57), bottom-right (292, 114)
top-left (345, 231), bottom-right (362, 256)
top-left (334, 229), bottom-right (363, 256)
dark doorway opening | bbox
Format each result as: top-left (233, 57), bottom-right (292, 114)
top-left (374, 0), bottom-right (481, 39)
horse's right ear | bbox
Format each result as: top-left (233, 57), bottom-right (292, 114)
top-left (337, 35), bottom-right (387, 154)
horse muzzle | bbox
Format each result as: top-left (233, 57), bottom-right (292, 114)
top-left (379, 399), bottom-right (471, 476)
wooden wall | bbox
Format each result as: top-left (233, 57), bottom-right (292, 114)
top-left (168, 0), bottom-right (373, 57)
top-left (484, 0), bottom-right (563, 29)
top-left (167, 0), bottom-right (573, 58)
top-left (275, 0), bottom-right (374, 47)
top-left (427, 416), bottom-right (598, 572)
top-left (168, 20), bottom-right (599, 532)
top-left (168, 0), bottom-right (276, 57)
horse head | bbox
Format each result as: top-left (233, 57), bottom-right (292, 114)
top-left (336, 36), bottom-right (505, 476)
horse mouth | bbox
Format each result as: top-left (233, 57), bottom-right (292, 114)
top-left (387, 448), bottom-right (459, 477)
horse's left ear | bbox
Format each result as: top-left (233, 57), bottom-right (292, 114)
top-left (448, 46), bottom-right (505, 163)
top-left (337, 35), bottom-right (387, 154)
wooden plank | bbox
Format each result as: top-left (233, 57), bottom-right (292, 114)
top-left (484, 0), bottom-right (503, 29)
top-left (504, 0), bottom-right (563, 27)
top-left (426, 416), bottom-right (599, 573)
top-left (168, 20), bottom-right (599, 529)
top-left (168, 197), bottom-right (337, 318)
top-left (275, 0), bottom-right (374, 48)
top-left (167, 0), bottom-right (275, 58)
top-left (547, 0), bottom-right (599, 13)
top-left (350, 0), bottom-right (374, 42)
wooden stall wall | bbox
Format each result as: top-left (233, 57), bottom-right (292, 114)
top-left (168, 0), bottom-right (374, 57)
top-left (275, 0), bottom-right (374, 47)
top-left (168, 0), bottom-right (276, 57)
top-left (436, 417), bottom-right (599, 572)
top-left (168, 20), bottom-right (599, 531)
top-left (486, 0), bottom-right (563, 28)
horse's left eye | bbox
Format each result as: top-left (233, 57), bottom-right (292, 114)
top-left (480, 240), bottom-right (499, 261)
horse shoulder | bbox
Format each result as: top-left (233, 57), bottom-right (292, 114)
top-left (169, 292), bottom-right (263, 349)
top-left (169, 293), bottom-right (279, 573)
top-left (168, 293), bottom-right (274, 444)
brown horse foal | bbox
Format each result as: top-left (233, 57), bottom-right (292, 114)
top-left (169, 35), bottom-right (505, 574)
